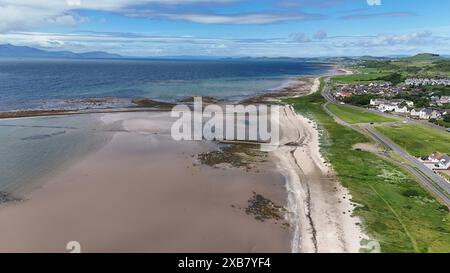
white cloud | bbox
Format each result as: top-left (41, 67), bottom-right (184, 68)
top-left (47, 14), bottom-right (88, 27)
top-left (129, 11), bottom-right (317, 24)
top-left (313, 30), bottom-right (327, 40)
top-left (66, 0), bottom-right (81, 6)
top-left (367, 0), bottom-right (381, 6)
top-left (0, 0), bottom-right (238, 32)
top-left (1, 30), bottom-right (449, 57)
top-left (356, 31), bottom-right (433, 47)
top-left (291, 32), bottom-right (311, 42)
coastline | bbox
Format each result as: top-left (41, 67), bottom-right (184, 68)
top-left (263, 72), bottom-right (368, 252)
top-left (274, 105), bottom-right (368, 253)
top-left (0, 67), bottom-right (367, 253)
top-left (0, 69), bottom-right (334, 120)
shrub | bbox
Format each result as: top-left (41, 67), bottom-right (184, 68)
top-left (402, 189), bottom-right (420, 198)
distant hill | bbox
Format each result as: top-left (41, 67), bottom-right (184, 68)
top-left (401, 53), bottom-right (444, 62)
top-left (0, 44), bottom-right (123, 59)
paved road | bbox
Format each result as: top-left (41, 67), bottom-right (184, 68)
top-left (363, 124), bottom-right (450, 205)
top-left (322, 79), bottom-right (450, 206)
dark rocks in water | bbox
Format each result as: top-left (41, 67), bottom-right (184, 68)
top-left (0, 192), bottom-right (21, 204)
top-left (176, 96), bottom-right (223, 104)
top-left (21, 130), bottom-right (66, 141)
top-left (0, 109), bottom-right (73, 119)
top-left (245, 192), bottom-right (286, 222)
top-left (131, 99), bottom-right (176, 110)
top-left (64, 98), bottom-right (114, 104)
top-left (197, 143), bottom-right (267, 170)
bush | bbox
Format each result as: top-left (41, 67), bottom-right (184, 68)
top-left (377, 73), bottom-right (405, 85)
top-left (444, 114), bottom-right (450, 123)
top-left (439, 204), bottom-right (450, 213)
top-left (343, 94), bottom-right (376, 106)
top-left (402, 189), bottom-right (420, 198)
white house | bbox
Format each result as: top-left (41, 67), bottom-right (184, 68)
top-left (421, 153), bottom-right (450, 171)
top-left (378, 103), bottom-right (409, 113)
top-left (405, 78), bottom-right (450, 86)
top-left (434, 156), bottom-right (450, 170)
top-left (410, 109), bottom-right (421, 118)
top-left (424, 153), bottom-right (445, 163)
top-left (370, 99), bottom-right (387, 106)
top-left (439, 96), bottom-right (450, 104)
top-left (376, 99), bottom-right (413, 113)
top-left (410, 108), bottom-right (442, 120)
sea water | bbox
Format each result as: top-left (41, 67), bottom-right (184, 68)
top-left (0, 58), bottom-right (332, 111)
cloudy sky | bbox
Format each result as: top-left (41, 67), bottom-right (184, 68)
top-left (1, 0), bottom-right (449, 57)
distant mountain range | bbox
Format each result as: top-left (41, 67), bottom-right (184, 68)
top-left (0, 44), bottom-right (448, 61)
top-left (0, 44), bottom-right (123, 59)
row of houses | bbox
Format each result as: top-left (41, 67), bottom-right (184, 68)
top-left (370, 99), bottom-right (414, 114)
top-left (335, 83), bottom-right (405, 98)
top-left (431, 96), bottom-right (450, 105)
top-left (410, 108), bottom-right (444, 120)
top-left (405, 78), bottom-right (450, 86)
top-left (370, 99), bottom-right (447, 119)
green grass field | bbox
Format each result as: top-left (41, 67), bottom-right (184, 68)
top-left (284, 93), bottom-right (450, 253)
top-left (327, 104), bottom-right (398, 124)
top-left (330, 73), bottom-right (387, 84)
top-left (375, 124), bottom-right (450, 157)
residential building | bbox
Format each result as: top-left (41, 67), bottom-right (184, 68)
top-left (336, 91), bottom-right (352, 98)
top-left (410, 108), bottom-right (442, 120)
top-left (378, 103), bottom-right (409, 113)
top-left (434, 155), bottom-right (450, 170)
top-left (439, 96), bottom-right (450, 104)
top-left (421, 153), bottom-right (450, 171)
top-left (405, 78), bottom-right (450, 86)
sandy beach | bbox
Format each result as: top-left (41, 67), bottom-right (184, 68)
top-left (267, 75), bottom-right (367, 253)
top-left (274, 105), bottom-right (368, 253)
top-left (0, 112), bottom-right (289, 253)
top-left (0, 75), bottom-right (366, 253)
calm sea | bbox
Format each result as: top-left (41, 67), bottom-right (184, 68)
top-left (0, 58), bottom-right (331, 194)
top-left (0, 59), bottom-right (332, 111)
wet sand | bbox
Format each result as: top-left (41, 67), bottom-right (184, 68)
top-left (0, 112), bottom-right (289, 253)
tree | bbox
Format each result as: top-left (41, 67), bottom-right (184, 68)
top-left (444, 114), bottom-right (450, 123)
top-left (378, 73), bottom-right (405, 85)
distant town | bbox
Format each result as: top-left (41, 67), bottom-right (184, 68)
top-left (334, 79), bottom-right (450, 122)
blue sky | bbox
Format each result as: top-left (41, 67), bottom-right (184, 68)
top-left (1, 0), bottom-right (450, 57)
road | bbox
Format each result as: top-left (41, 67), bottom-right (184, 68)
top-left (322, 79), bottom-right (450, 206)
top-left (363, 124), bottom-right (450, 205)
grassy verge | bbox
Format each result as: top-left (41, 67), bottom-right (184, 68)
top-left (330, 73), bottom-right (388, 84)
top-left (327, 104), bottom-right (398, 124)
top-left (441, 172), bottom-right (450, 182)
top-left (284, 93), bottom-right (450, 253)
top-left (375, 124), bottom-right (450, 157)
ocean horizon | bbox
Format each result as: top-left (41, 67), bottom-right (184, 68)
top-left (0, 59), bottom-right (333, 112)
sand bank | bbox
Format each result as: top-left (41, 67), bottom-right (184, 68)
top-left (0, 112), bottom-right (289, 253)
